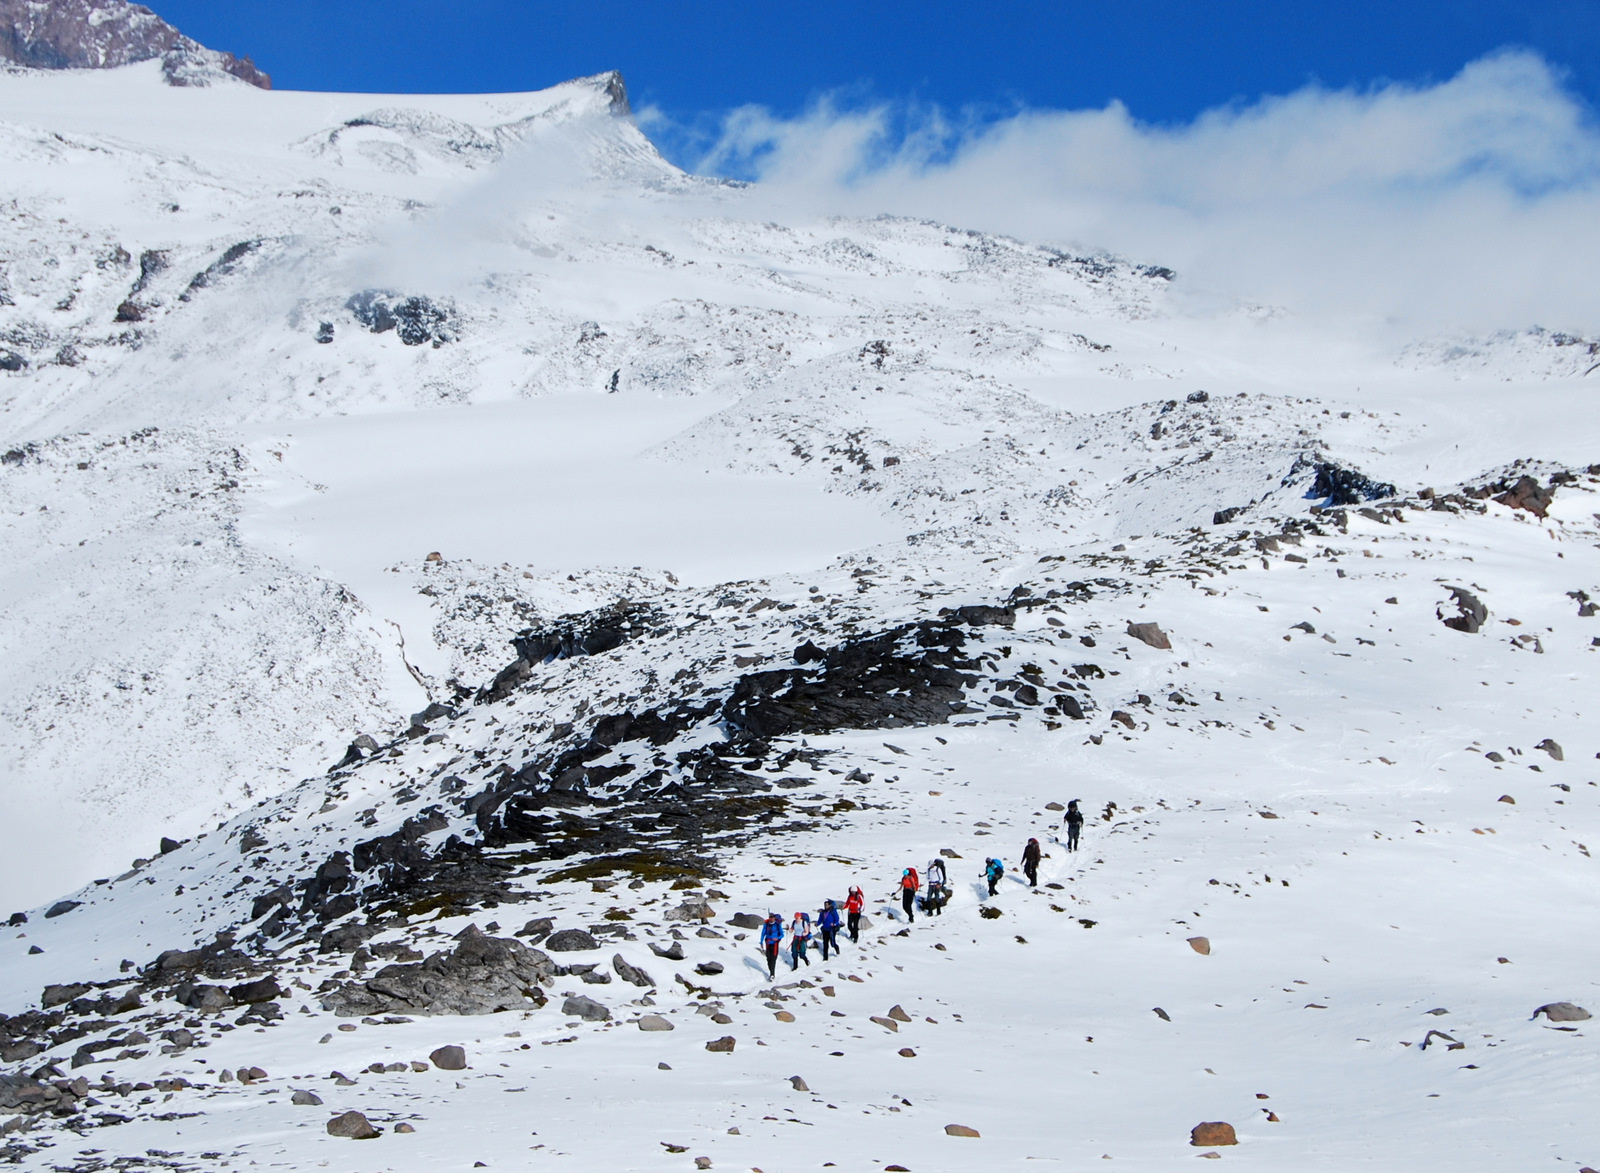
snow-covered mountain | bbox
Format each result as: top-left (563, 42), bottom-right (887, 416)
top-left (0, 47), bottom-right (1597, 1173)
top-left (0, 0), bottom-right (268, 88)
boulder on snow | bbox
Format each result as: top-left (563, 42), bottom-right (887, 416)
top-left (320, 926), bottom-right (552, 1017)
top-left (1190, 1121), bottom-right (1237, 1146)
top-left (1187, 936), bottom-right (1211, 955)
top-left (1532, 1002), bottom-right (1591, 1022)
top-left (429, 1044), bottom-right (467, 1070)
top-left (514, 917), bottom-right (554, 941)
top-left (326, 1110), bottom-right (379, 1139)
top-left (43, 900), bottom-right (81, 919)
top-left (638, 1014), bottom-right (674, 1031)
top-left (664, 900), bottom-right (715, 923)
top-left (229, 976), bottom-right (281, 1004)
top-left (695, 961), bottom-right (724, 976)
top-left (705, 1036), bottom-right (736, 1052)
top-left (789, 1075), bottom-right (809, 1092)
top-left (1535, 739), bottom-right (1564, 761)
top-left (41, 983), bottom-right (92, 1008)
top-left (1126, 622), bottom-right (1171, 650)
top-left (945, 1123), bottom-right (981, 1137)
top-left (291, 1089), bottom-right (323, 1105)
top-left (649, 941), bottom-right (686, 960)
top-left (613, 953), bottom-right (655, 988)
top-left (1440, 587), bottom-right (1488, 634)
top-left (545, 929), bottom-right (599, 952)
top-left (561, 995), bottom-right (610, 1022)
top-left (1495, 475), bottom-right (1555, 518)
top-left (727, 912), bottom-right (764, 930)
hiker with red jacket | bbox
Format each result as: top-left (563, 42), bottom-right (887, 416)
top-left (1022, 837), bottom-right (1042, 887)
top-left (759, 912), bottom-right (785, 978)
top-left (844, 886), bottom-right (866, 942)
top-left (899, 866), bottom-right (920, 923)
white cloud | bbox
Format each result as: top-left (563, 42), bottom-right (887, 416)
top-left (686, 51), bottom-right (1600, 334)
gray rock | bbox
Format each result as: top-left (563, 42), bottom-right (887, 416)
top-left (229, 976), bottom-right (281, 1004)
top-left (561, 995), bottom-right (610, 1022)
top-left (43, 901), bottom-right (81, 919)
top-left (1535, 738), bottom-right (1564, 761)
top-left (579, 969), bottom-right (612, 984)
top-left (727, 913), bottom-right (764, 930)
top-left (695, 961), bottom-right (724, 976)
top-left (291, 1089), bottom-right (323, 1106)
top-left (320, 926), bottom-right (553, 1017)
top-left (613, 954), bottom-right (655, 988)
top-left (515, 917), bottom-right (554, 942)
top-left (638, 1014), bottom-right (675, 1031)
top-left (789, 1075), bottom-right (809, 1092)
top-left (429, 1045), bottom-right (467, 1070)
top-left (1533, 1002), bottom-right (1591, 1022)
top-left (545, 929), bottom-right (599, 952)
top-left (705, 1036), bottom-right (736, 1053)
top-left (326, 1109), bottom-right (379, 1139)
top-left (649, 941), bottom-right (686, 961)
top-left (664, 900), bottom-right (714, 923)
top-left (41, 983), bottom-right (92, 1008)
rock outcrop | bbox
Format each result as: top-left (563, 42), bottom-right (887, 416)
top-left (320, 926), bottom-right (552, 1016)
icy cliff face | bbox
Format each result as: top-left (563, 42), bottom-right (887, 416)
top-left (0, 0), bottom-right (269, 87)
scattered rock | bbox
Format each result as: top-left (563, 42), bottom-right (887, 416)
top-left (545, 929), bottom-right (600, 952)
top-left (1532, 1002), bottom-right (1590, 1022)
top-left (1498, 795), bottom-right (1516, 805)
top-left (429, 1045), bottom-right (467, 1070)
top-left (1535, 739), bottom-right (1564, 761)
top-left (870, 1016), bottom-right (900, 1032)
top-left (395, 1122), bottom-right (416, 1133)
top-left (789, 1075), bottom-right (809, 1091)
top-left (613, 954), bottom-right (655, 988)
top-left (321, 927), bottom-right (552, 1017)
top-left (695, 961), bottom-right (724, 976)
top-left (898, 1047), bottom-right (917, 1057)
top-left (665, 900), bottom-right (715, 923)
top-left (945, 1123), bottom-right (981, 1137)
top-left (1190, 1121), bottom-right (1237, 1146)
top-left (705, 1036), bottom-right (736, 1052)
top-left (1440, 587), bottom-right (1488, 634)
top-left (727, 912), bottom-right (764, 930)
top-left (327, 1110), bottom-right (380, 1139)
top-left (1111, 711), bottom-right (1136, 729)
top-left (1126, 622), bottom-right (1171, 650)
top-left (43, 901), bottom-right (81, 919)
top-left (774, 1010), bottom-right (795, 1022)
top-left (561, 996), bottom-right (610, 1022)
top-left (887, 1004), bottom-right (912, 1022)
top-left (650, 941), bottom-right (686, 960)
top-left (41, 983), bottom-right (92, 1008)
top-left (291, 1089), bottom-right (323, 1106)
top-left (229, 976), bottom-right (282, 1004)
top-left (515, 918), bottom-right (554, 941)
top-left (1494, 475), bottom-right (1555, 518)
top-left (1187, 937), bottom-right (1211, 955)
top-left (638, 1014), bottom-right (675, 1031)
top-left (1152, 1007), bottom-right (1171, 1021)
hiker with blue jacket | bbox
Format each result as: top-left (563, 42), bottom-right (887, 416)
top-left (760, 912), bottom-right (785, 978)
top-left (983, 856), bottom-right (1004, 897)
top-left (817, 899), bottom-right (842, 959)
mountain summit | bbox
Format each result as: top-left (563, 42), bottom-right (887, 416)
top-left (0, 0), bottom-right (269, 87)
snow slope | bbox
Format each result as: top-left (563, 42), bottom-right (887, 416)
top-left (0, 60), bottom-right (1597, 1173)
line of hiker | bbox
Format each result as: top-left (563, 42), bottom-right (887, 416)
top-left (754, 801), bottom-right (1088, 977)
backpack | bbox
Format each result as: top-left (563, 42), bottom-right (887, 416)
top-left (901, 868), bottom-right (919, 890)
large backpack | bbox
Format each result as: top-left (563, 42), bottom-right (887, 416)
top-left (902, 868), bottom-right (919, 890)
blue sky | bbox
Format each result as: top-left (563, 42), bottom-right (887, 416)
top-left (158, 1), bottom-right (1598, 163)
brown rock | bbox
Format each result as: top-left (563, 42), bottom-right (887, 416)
top-left (789, 1075), bottom-right (809, 1091)
top-left (638, 1014), bottom-right (674, 1031)
top-left (1532, 1002), bottom-right (1591, 1022)
top-left (1498, 795), bottom-right (1516, 804)
top-left (774, 1011), bottom-right (795, 1023)
top-left (1190, 1121), bottom-right (1237, 1146)
top-left (395, 1122), bottom-right (416, 1133)
top-left (898, 1047), bottom-right (917, 1057)
top-left (870, 1015), bottom-right (900, 1032)
top-left (945, 1123), bottom-right (981, 1137)
top-left (705, 1036), bottom-right (736, 1053)
top-left (1111, 710), bottom-right (1136, 729)
top-left (1187, 936), bottom-right (1211, 955)
top-left (887, 1004), bottom-right (912, 1022)
top-left (327, 1110), bottom-right (380, 1139)
top-left (1126, 622), bottom-right (1172, 650)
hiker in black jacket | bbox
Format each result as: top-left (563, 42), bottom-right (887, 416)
top-left (1022, 837), bottom-right (1042, 886)
top-left (1064, 799), bottom-right (1085, 852)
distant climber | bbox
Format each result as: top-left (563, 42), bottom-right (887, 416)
top-left (790, 911), bottom-right (813, 970)
top-left (1022, 837), bottom-right (1042, 887)
top-left (1064, 799), bottom-right (1084, 852)
top-left (900, 867), bottom-right (920, 922)
top-left (984, 857), bottom-right (1004, 897)
top-left (760, 912), bottom-right (785, 979)
top-left (818, 899), bottom-right (841, 959)
top-left (923, 856), bottom-right (949, 915)
top-left (845, 886), bottom-right (865, 942)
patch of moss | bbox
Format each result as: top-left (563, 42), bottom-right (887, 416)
top-left (544, 850), bottom-right (713, 885)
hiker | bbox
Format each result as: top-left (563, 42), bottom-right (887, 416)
top-left (845, 886), bottom-right (865, 942)
top-left (760, 912), bottom-right (785, 978)
top-left (924, 856), bottom-right (949, 915)
top-left (983, 856), bottom-right (1004, 897)
top-left (899, 866), bottom-right (920, 922)
top-left (1064, 799), bottom-right (1084, 852)
top-left (1022, 837), bottom-right (1042, 887)
top-left (818, 899), bottom-right (842, 959)
top-left (790, 911), bottom-right (813, 970)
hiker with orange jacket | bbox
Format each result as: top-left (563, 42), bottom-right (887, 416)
top-left (899, 866), bottom-right (920, 923)
top-left (844, 886), bottom-right (866, 942)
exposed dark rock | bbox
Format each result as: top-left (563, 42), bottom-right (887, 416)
top-left (545, 929), bottom-right (599, 952)
top-left (345, 290), bottom-right (458, 347)
top-left (320, 926), bottom-right (552, 1017)
top-left (1495, 475), bottom-right (1555, 518)
top-left (613, 954), bottom-right (655, 987)
top-left (228, 977), bottom-right (281, 1005)
top-left (326, 1109), bottom-right (379, 1139)
top-left (1440, 587), bottom-right (1488, 634)
top-left (43, 901), bottom-right (80, 919)
top-left (1126, 622), bottom-right (1171, 650)
top-left (0, 351), bottom-right (25, 372)
top-left (1306, 460), bottom-right (1395, 506)
top-left (1532, 1002), bottom-right (1590, 1022)
top-left (429, 1044), bottom-right (467, 1070)
top-left (649, 941), bottom-right (686, 960)
top-left (561, 995), bottom-right (610, 1022)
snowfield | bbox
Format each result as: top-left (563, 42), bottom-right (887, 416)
top-left (0, 61), bottom-right (1596, 1173)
